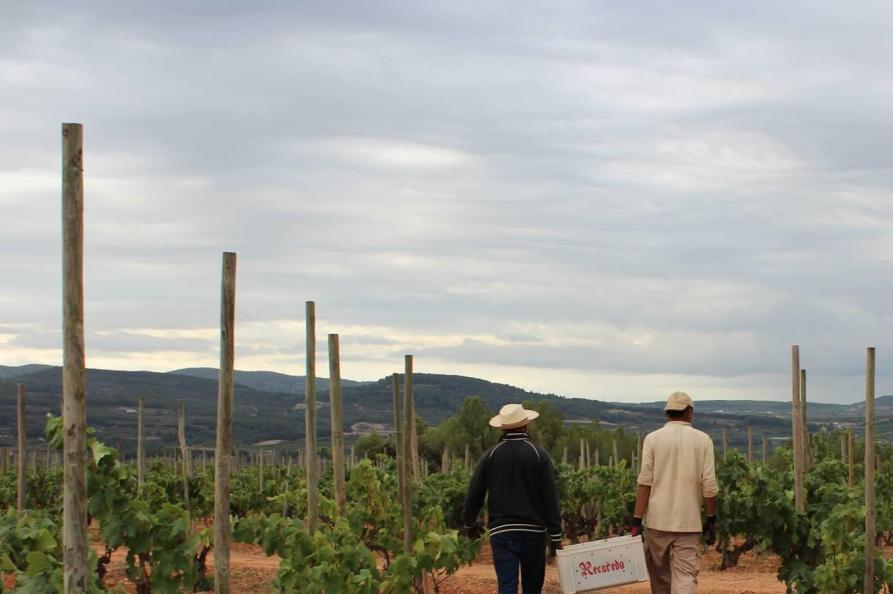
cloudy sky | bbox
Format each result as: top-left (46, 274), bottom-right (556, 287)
top-left (2, 1), bottom-right (892, 403)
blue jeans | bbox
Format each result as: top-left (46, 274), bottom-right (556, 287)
top-left (491, 531), bottom-right (546, 594)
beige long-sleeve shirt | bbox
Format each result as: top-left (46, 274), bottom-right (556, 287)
top-left (637, 421), bottom-right (719, 533)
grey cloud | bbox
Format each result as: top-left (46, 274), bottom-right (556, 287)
top-left (2, 2), bottom-right (893, 401)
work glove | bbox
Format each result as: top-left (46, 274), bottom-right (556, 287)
top-left (549, 539), bottom-right (563, 559)
top-left (702, 515), bottom-right (717, 546)
top-left (629, 516), bottom-right (644, 538)
top-left (462, 523), bottom-right (484, 539)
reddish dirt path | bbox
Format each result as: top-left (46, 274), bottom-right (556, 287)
top-left (94, 538), bottom-right (785, 593)
top-left (438, 544), bottom-right (785, 594)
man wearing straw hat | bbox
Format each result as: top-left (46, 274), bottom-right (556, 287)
top-left (631, 391), bottom-right (719, 594)
top-left (463, 403), bottom-right (562, 594)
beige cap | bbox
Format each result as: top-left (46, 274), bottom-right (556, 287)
top-left (664, 391), bottom-right (694, 411)
top-left (489, 403), bottom-right (540, 429)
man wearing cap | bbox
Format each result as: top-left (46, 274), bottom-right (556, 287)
top-left (631, 391), bottom-right (719, 594)
top-left (462, 403), bottom-right (562, 594)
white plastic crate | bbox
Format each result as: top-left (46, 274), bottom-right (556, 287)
top-left (555, 535), bottom-right (649, 593)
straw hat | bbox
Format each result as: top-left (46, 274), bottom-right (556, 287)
top-left (489, 403), bottom-right (540, 429)
top-left (664, 391), bottom-right (694, 411)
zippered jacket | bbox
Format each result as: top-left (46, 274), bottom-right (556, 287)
top-left (462, 431), bottom-right (562, 544)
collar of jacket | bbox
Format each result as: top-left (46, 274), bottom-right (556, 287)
top-left (499, 431), bottom-right (530, 441)
top-left (664, 421), bottom-right (692, 426)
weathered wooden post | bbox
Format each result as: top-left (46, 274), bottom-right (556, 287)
top-left (578, 439), bottom-right (585, 471)
top-left (612, 439), bottom-right (619, 468)
top-left (762, 434), bottom-right (768, 464)
top-left (177, 400), bottom-right (191, 529)
top-left (402, 355), bottom-right (414, 553)
top-left (464, 443), bottom-right (470, 475)
top-left (864, 347), bottom-right (876, 594)
top-left (1, 447), bottom-right (7, 475)
top-left (258, 449), bottom-right (264, 493)
top-left (17, 384), bottom-right (26, 513)
top-left (137, 397), bottom-right (145, 495)
top-left (848, 430), bottom-right (855, 487)
top-left (407, 356), bottom-right (420, 481)
top-left (441, 446), bottom-right (450, 474)
top-left (636, 432), bottom-right (643, 470)
top-left (840, 433), bottom-right (847, 464)
top-left (305, 301), bottom-right (319, 532)
top-left (329, 334), bottom-right (347, 515)
top-left (62, 122), bottom-right (89, 593)
top-left (594, 448), bottom-right (600, 467)
top-left (722, 430), bottom-right (728, 461)
top-left (791, 345), bottom-right (805, 513)
top-left (392, 373), bottom-right (403, 495)
top-left (747, 427), bottom-right (753, 464)
top-left (561, 447), bottom-right (568, 466)
top-left (214, 251), bottom-right (237, 594)
top-left (801, 369), bottom-right (810, 470)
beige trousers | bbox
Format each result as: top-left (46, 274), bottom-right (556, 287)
top-left (644, 529), bottom-right (700, 594)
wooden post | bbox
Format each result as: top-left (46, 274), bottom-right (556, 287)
top-left (791, 345), bottom-right (805, 513)
top-left (561, 447), bottom-right (568, 466)
top-left (305, 301), bottom-right (319, 532)
top-left (595, 448), bottom-right (600, 467)
top-left (350, 445), bottom-right (355, 469)
top-left (848, 430), bottom-right (855, 487)
top-left (636, 433), bottom-right (643, 471)
top-left (258, 449), bottom-right (264, 492)
top-left (865, 347), bottom-right (877, 594)
top-left (578, 439), bottom-right (585, 471)
top-left (585, 440), bottom-right (591, 470)
top-left (464, 443), bottom-right (470, 475)
top-left (392, 373), bottom-right (403, 497)
top-left (840, 433), bottom-right (847, 464)
top-left (1, 447), bottom-right (7, 475)
top-left (801, 369), bottom-right (810, 470)
top-left (62, 122), bottom-right (89, 593)
top-left (722, 430), bottom-right (728, 461)
top-left (214, 251), bottom-right (237, 594)
top-left (402, 355), bottom-right (414, 553)
top-left (612, 439), bottom-right (619, 468)
top-left (17, 384), bottom-right (26, 513)
top-left (329, 334), bottom-right (347, 515)
top-left (177, 400), bottom-right (191, 529)
top-left (407, 356), bottom-right (420, 481)
top-left (747, 427), bottom-right (753, 463)
top-left (762, 434), bottom-right (768, 464)
top-left (441, 446), bottom-right (450, 474)
top-left (137, 397), bottom-right (145, 495)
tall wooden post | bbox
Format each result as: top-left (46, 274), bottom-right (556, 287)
top-left (441, 446), bottom-right (450, 474)
top-left (848, 430), bottom-right (855, 487)
top-left (17, 384), bottom-right (26, 513)
top-left (137, 397), bottom-right (145, 495)
top-left (864, 347), bottom-right (876, 594)
top-left (561, 447), bottom-right (568, 466)
top-left (762, 434), bottom-right (768, 464)
top-left (214, 251), bottom-right (237, 594)
top-left (612, 439), bottom-right (619, 468)
top-left (636, 433), bottom-right (643, 471)
top-left (722, 430), bottom-right (728, 461)
top-left (578, 439), bottom-right (585, 471)
top-left (392, 374), bottom-right (403, 496)
top-left (402, 355), bottom-right (414, 553)
top-left (800, 369), bottom-right (810, 470)
top-left (791, 345), bottom-right (805, 513)
top-left (406, 355), bottom-right (420, 481)
top-left (62, 122), bottom-right (88, 593)
top-left (178, 400), bottom-right (191, 528)
top-left (328, 334), bottom-right (346, 515)
top-left (747, 427), bottom-right (753, 463)
top-left (305, 301), bottom-right (319, 532)
top-left (464, 443), bottom-right (470, 475)
top-left (585, 440), bottom-right (591, 470)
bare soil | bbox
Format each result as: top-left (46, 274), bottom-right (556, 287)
top-left (95, 539), bottom-right (785, 593)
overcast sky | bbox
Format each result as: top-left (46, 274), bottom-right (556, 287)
top-left (2, 1), bottom-right (892, 403)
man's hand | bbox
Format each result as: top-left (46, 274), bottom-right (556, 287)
top-left (702, 515), bottom-right (717, 545)
top-left (549, 539), bottom-right (563, 560)
top-left (629, 516), bottom-right (644, 538)
top-left (462, 523), bottom-right (484, 539)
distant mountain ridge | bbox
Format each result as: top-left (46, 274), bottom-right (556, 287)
top-left (168, 367), bottom-right (367, 394)
top-left (1, 364), bottom-right (891, 454)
